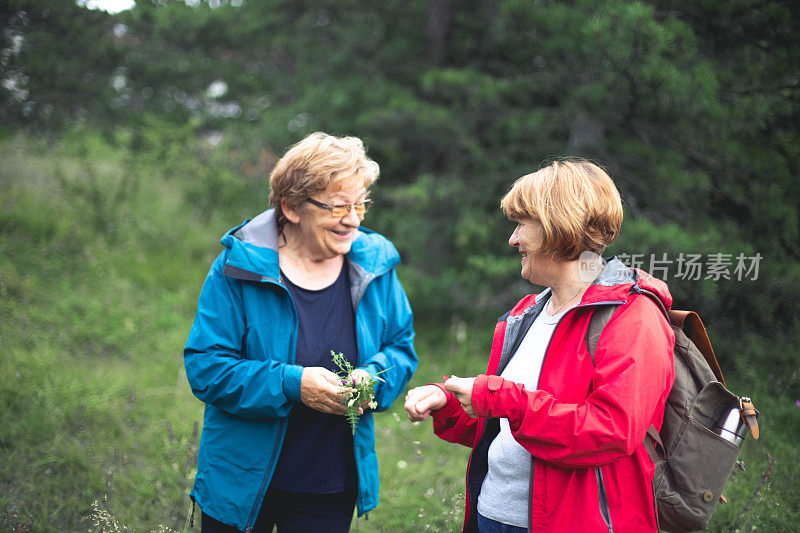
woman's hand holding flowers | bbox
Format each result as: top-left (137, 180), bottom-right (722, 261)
top-left (300, 367), bottom-right (348, 415)
top-left (331, 351), bottom-right (388, 433)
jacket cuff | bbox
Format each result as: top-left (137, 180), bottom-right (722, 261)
top-left (282, 364), bottom-right (305, 403)
top-left (472, 374), bottom-right (504, 418)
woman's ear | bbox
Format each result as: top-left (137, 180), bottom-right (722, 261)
top-left (281, 199), bottom-right (302, 224)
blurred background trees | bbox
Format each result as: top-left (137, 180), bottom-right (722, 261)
top-left (4, 0), bottom-right (798, 336)
top-left (4, 0), bottom-right (799, 412)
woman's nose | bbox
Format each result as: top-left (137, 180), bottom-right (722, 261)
top-left (342, 205), bottom-right (361, 226)
top-left (509, 227), bottom-right (519, 247)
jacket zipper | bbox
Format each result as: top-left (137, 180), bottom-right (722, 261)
top-left (595, 466), bottom-right (614, 532)
top-left (244, 419), bottom-right (287, 533)
top-left (525, 298), bottom-right (626, 532)
top-left (244, 277), bottom-right (298, 533)
top-left (528, 458), bottom-right (535, 532)
top-left (351, 268), bottom-right (378, 518)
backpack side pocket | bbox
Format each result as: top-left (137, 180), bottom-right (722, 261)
top-left (656, 382), bottom-right (742, 532)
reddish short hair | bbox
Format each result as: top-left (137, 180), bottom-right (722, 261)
top-left (500, 159), bottom-right (623, 261)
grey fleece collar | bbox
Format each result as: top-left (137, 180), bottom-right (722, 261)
top-left (592, 256), bottom-right (638, 287)
top-left (232, 209), bottom-right (280, 250)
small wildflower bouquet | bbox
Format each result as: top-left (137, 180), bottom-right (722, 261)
top-left (331, 350), bottom-right (388, 434)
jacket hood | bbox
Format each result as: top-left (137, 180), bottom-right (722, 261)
top-left (513, 257), bottom-right (673, 317)
top-left (583, 256), bottom-right (673, 308)
top-left (219, 208), bottom-right (401, 282)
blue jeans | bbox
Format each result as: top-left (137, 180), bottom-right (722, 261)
top-left (477, 512), bottom-right (528, 533)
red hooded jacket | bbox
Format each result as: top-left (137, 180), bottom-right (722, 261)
top-left (431, 260), bottom-right (675, 532)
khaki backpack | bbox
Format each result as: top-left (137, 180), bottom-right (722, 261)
top-left (586, 285), bottom-right (759, 532)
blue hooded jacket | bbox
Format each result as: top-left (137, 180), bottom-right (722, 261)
top-left (184, 209), bottom-right (418, 531)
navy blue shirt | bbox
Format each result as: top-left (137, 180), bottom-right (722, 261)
top-left (269, 264), bottom-right (359, 493)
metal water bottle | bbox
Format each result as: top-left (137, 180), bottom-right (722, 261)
top-left (714, 407), bottom-right (748, 447)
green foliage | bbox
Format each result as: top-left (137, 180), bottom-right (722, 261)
top-left (1, 122), bottom-right (798, 532)
top-left (6, 0), bottom-right (797, 334)
top-left (0, 134), bottom-right (207, 530)
top-left (1, 0), bottom-right (123, 125)
top-left (2, 0), bottom-right (799, 529)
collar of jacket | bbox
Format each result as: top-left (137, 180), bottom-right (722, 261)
top-left (218, 208), bottom-right (400, 290)
top-left (507, 256), bottom-right (674, 319)
top-left (492, 256), bottom-right (673, 377)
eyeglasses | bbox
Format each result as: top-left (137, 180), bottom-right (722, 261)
top-left (305, 197), bottom-right (373, 217)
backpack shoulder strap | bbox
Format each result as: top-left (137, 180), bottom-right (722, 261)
top-left (585, 291), bottom-right (671, 468)
top-left (634, 287), bottom-right (727, 385)
top-left (643, 424), bottom-right (665, 462)
top-left (668, 309), bottom-right (726, 386)
top-left (585, 285), bottom-right (668, 364)
top-left (630, 286), bottom-right (670, 320)
top-left (585, 305), bottom-right (619, 365)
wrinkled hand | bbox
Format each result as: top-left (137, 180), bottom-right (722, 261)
top-left (404, 385), bottom-right (447, 421)
top-left (300, 367), bottom-right (347, 415)
top-left (444, 376), bottom-right (477, 417)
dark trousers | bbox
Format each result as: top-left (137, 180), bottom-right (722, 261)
top-left (477, 513), bottom-right (528, 533)
top-left (201, 489), bottom-right (357, 533)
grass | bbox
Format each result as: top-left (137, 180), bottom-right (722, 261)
top-left (353, 327), bottom-right (488, 533)
top-left (0, 132), bottom-right (209, 531)
top-left (1, 131), bottom-right (798, 531)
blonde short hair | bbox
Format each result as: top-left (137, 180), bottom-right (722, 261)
top-left (268, 132), bottom-right (379, 230)
top-left (500, 159), bottom-right (623, 261)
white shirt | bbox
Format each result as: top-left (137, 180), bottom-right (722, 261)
top-left (477, 304), bottom-right (570, 527)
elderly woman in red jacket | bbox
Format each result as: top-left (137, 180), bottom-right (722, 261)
top-left (405, 159), bottom-right (675, 533)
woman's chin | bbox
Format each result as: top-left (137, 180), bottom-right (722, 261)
top-left (325, 242), bottom-right (353, 258)
top-left (520, 268), bottom-right (539, 285)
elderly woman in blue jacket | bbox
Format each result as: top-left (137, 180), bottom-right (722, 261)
top-left (184, 132), bottom-right (418, 533)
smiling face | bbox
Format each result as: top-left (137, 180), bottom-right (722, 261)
top-left (508, 219), bottom-right (556, 284)
top-left (288, 173), bottom-right (369, 260)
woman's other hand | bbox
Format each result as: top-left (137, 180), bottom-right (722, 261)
top-left (300, 367), bottom-right (347, 415)
top-left (444, 376), bottom-right (477, 417)
top-left (404, 385), bottom-right (447, 421)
